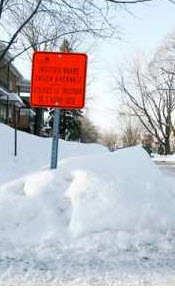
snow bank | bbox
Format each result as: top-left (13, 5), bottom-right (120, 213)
top-left (1, 123), bottom-right (175, 249)
top-left (65, 146), bottom-right (175, 237)
top-left (0, 123), bottom-right (107, 245)
top-left (0, 168), bottom-right (70, 246)
top-left (0, 123), bottom-right (107, 184)
top-left (153, 153), bottom-right (175, 163)
top-left (0, 128), bottom-right (175, 248)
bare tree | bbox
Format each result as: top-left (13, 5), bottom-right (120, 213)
top-left (117, 30), bottom-right (175, 154)
top-left (149, 30), bottom-right (175, 77)
top-left (119, 110), bottom-right (141, 147)
top-left (1, 0), bottom-right (174, 138)
top-left (119, 67), bottom-right (175, 154)
top-left (0, 1), bottom-right (43, 62)
top-left (0, 0), bottom-right (161, 135)
top-left (80, 117), bottom-right (99, 143)
top-left (0, 0), bottom-right (171, 65)
top-left (99, 132), bottom-right (118, 150)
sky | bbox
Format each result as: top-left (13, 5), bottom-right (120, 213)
top-left (14, 0), bottom-right (175, 133)
top-left (85, 0), bottom-right (175, 133)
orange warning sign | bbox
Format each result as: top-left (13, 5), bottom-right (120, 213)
top-left (30, 51), bottom-right (87, 109)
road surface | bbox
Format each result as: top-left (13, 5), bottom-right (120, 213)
top-left (156, 161), bottom-right (175, 178)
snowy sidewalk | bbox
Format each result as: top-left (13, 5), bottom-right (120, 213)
top-left (1, 232), bottom-right (175, 286)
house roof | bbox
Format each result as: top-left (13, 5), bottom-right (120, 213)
top-left (0, 87), bottom-right (25, 108)
top-left (10, 62), bottom-right (23, 80)
top-left (0, 86), bottom-right (8, 96)
top-left (0, 42), bottom-right (23, 80)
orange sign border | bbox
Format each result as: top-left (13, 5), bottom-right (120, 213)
top-left (30, 51), bottom-right (88, 109)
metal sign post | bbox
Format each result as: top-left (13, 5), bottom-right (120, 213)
top-left (51, 109), bottom-right (60, 169)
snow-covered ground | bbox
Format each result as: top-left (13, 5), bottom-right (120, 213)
top-left (153, 152), bottom-right (175, 163)
top-left (1, 123), bottom-right (175, 285)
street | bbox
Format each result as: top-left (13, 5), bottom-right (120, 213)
top-left (156, 162), bottom-right (175, 178)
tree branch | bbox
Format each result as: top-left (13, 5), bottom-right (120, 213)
top-left (0, 0), bottom-right (42, 62)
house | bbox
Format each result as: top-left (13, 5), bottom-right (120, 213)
top-left (18, 78), bottom-right (36, 133)
top-left (0, 43), bottom-right (35, 132)
top-left (19, 78), bottom-right (45, 136)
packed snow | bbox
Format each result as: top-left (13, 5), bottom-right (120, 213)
top-left (153, 153), bottom-right (175, 163)
top-left (1, 123), bottom-right (175, 285)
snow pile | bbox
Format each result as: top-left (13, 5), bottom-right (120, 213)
top-left (153, 153), bottom-right (175, 163)
top-left (0, 171), bottom-right (67, 245)
top-left (0, 123), bottom-right (175, 249)
top-left (0, 123), bottom-right (107, 184)
top-left (65, 147), bottom-right (175, 237)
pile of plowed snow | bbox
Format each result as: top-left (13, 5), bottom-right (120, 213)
top-left (0, 123), bottom-right (107, 184)
top-left (0, 122), bottom-right (175, 248)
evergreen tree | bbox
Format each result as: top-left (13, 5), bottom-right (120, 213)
top-left (48, 38), bottom-right (83, 141)
top-left (80, 117), bottom-right (99, 143)
top-left (60, 39), bottom-right (72, 53)
top-left (48, 108), bottom-right (83, 140)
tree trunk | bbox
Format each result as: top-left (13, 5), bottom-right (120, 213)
top-left (164, 138), bottom-right (171, 155)
top-left (165, 120), bottom-right (171, 155)
top-left (34, 108), bottom-right (43, 136)
top-left (62, 110), bottom-right (66, 140)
